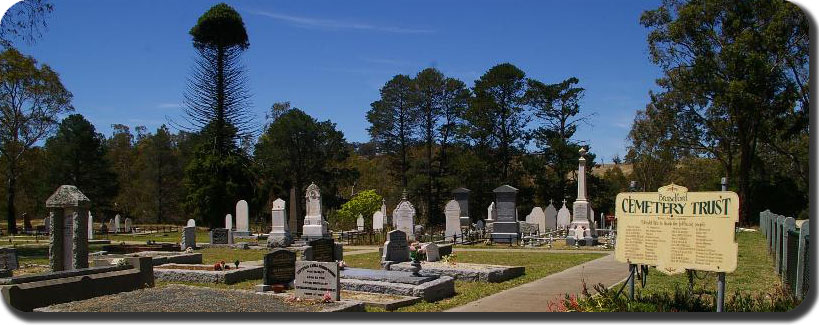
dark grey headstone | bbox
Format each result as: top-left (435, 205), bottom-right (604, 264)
top-left (453, 188), bottom-right (470, 225)
top-left (264, 249), bottom-right (296, 285)
top-left (0, 248), bottom-right (18, 271)
top-left (438, 244), bottom-right (453, 257)
top-left (210, 228), bottom-right (231, 245)
top-left (294, 261), bottom-right (340, 301)
top-left (382, 230), bottom-right (409, 263)
top-left (308, 238), bottom-right (335, 262)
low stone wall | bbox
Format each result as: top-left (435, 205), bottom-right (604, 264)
top-left (391, 262), bottom-right (525, 283)
top-left (1, 256), bottom-right (153, 312)
top-left (153, 264), bottom-right (263, 284)
top-left (340, 276), bottom-right (455, 302)
top-left (0, 265), bottom-right (128, 285)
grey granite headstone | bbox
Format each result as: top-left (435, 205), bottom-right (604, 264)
top-left (382, 230), bottom-right (410, 263)
top-left (453, 187), bottom-right (470, 227)
top-left (476, 220), bottom-right (485, 230)
top-left (263, 249), bottom-right (296, 285)
top-left (491, 185), bottom-right (519, 243)
top-left (544, 202), bottom-right (558, 230)
top-left (438, 244), bottom-right (453, 257)
top-left (556, 200), bottom-right (571, 228)
top-left (181, 226), bottom-right (196, 251)
top-left (210, 228), bottom-right (232, 245)
top-left (308, 238), bottom-right (336, 262)
top-left (124, 218), bottom-right (132, 232)
top-left (294, 261), bottom-right (340, 301)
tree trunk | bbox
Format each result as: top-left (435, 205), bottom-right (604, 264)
top-left (6, 163), bottom-right (17, 235)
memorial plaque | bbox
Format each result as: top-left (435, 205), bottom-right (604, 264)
top-left (309, 238), bottom-right (335, 262)
top-left (294, 261), bottom-right (340, 301)
top-left (615, 184), bottom-right (739, 275)
top-left (210, 228), bottom-right (231, 245)
top-left (264, 249), bottom-right (296, 285)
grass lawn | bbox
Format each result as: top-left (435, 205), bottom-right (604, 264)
top-left (198, 247), bottom-right (268, 265)
top-left (635, 231), bottom-right (780, 297)
top-left (345, 250), bottom-right (603, 312)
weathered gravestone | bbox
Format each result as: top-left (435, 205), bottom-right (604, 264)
top-left (87, 212), bottom-right (94, 240)
top-left (438, 244), bottom-right (453, 257)
top-left (23, 213), bottom-right (32, 232)
top-left (476, 220), bottom-right (485, 230)
top-left (268, 198), bottom-right (292, 248)
top-left (106, 218), bottom-right (114, 234)
top-left (556, 200), bottom-right (571, 228)
top-left (567, 148), bottom-right (597, 245)
top-left (356, 214), bottom-right (365, 231)
top-left (544, 201), bottom-right (557, 230)
top-left (210, 228), bottom-right (232, 245)
top-left (124, 218), bottom-right (132, 233)
top-left (186, 219), bottom-right (196, 227)
top-left (225, 214), bottom-right (233, 230)
top-left (491, 185), bottom-right (519, 243)
top-left (43, 216), bottom-right (51, 234)
top-left (526, 207), bottom-right (546, 233)
top-left (424, 243), bottom-right (440, 262)
top-left (452, 188), bottom-right (471, 227)
top-left (294, 261), bottom-right (340, 301)
top-left (260, 249), bottom-right (296, 288)
top-left (235, 200), bottom-right (251, 236)
top-left (444, 200), bottom-right (462, 241)
top-left (394, 195), bottom-right (416, 241)
top-left (372, 211), bottom-right (384, 231)
top-left (181, 226), bottom-right (196, 251)
top-left (114, 214), bottom-right (121, 233)
top-left (303, 183), bottom-right (329, 240)
top-left (0, 247), bottom-right (19, 271)
top-left (46, 185), bottom-right (91, 271)
top-left (306, 238), bottom-right (336, 262)
top-left (382, 230), bottom-right (410, 264)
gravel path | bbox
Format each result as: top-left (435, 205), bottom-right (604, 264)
top-left (38, 284), bottom-right (323, 312)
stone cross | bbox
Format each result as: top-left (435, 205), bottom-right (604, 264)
top-left (444, 200), bottom-right (462, 240)
top-left (46, 185), bottom-right (91, 271)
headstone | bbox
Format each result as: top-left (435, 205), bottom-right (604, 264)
top-left (424, 243), bottom-right (440, 262)
top-left (23, 213), bottom-right (32, 232)
top-left (526, 207), bottom-right (546, 233)
top-left (181, 226), bottom-right (196, 251)
top-left (225, 214), bottom-right (233, 230)
top-left (186, 219), bottom-right (195, 227)
top-left (106, 218), bottom-right (114, 233)
top-left (268, 198), bottom-right (292, 247)
top-left (0, 248), bottom-right (19, 271)
top-left (557, 200), bottom-right (571, 228)
top-left (307, 238), bottom-right (336, 262)
top-left (439, 244), bottom-right (453, 257)
top-left (356, 214), bottom-right (365, 231)
top-left (545, 200), bottom-right (558, 230)
top-left (444, 200), bottom-right (462, 240)
top-left (87, 212), bottom-right (94, 240)
top-left (210, 228), bottom-right (233, 245)
top-left (234, 200), bottom-right (250, 236)
top-left (491, 185), bottom-right (519, 243)
top-left (114, 214), bottom-right (121, 233)
top-left (452, 188), bottom-right (471, 227)
top-left (393, 194), bottom-right (416, 241)
top-left (781, 217), bottom-right (796, 275)
top-left (124, 218), bottom-right (132, 232)
top-left (476, 220), bottom-right (485, 230)
top-left (43, 216), bottom-right (51, 234)
top-left (380, 199), bottom-right (388, 227)
top-left (796, 220), bottom-right (810, 300)
top-left (263, 249), bottom-right (296, 285)
top-left (382, 230), bottom-right (410, 263)
top-left (45, 185), bottom-right (90, 271)
top-left (289, 186), bottom-right (298, 238)
top-left (302, 183), bottom-right (329, 240)
top-left (372, 211), bottom-right (384, 231)
top-left (294, 261), bottom-right (340, 301)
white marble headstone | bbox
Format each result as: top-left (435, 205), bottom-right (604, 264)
top-left (235, 200), bottom-right (249, 233)
top-left (187, 219), bottom-right (196, 227)
top-left (444, 200), bottom-right (462, 240)
top-left (225, 214), bottom-right (233, 230)
top-left (373, 211), bottom-right (384, 231)
top-left (556, 201), bottom-right (571, 228)
top-left (394, 200), bottom-right (416, 241)
top-left (356, 214), bottom-right (365, 231)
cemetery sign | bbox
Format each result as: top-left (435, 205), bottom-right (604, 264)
top-left (615, 184), bottom-right (739, 275)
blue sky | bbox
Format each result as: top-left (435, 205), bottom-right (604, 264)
top-left (10, 0), bottom-right (663, 163)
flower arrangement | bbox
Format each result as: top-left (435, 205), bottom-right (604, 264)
top-left (441, 253), bottom-right (457, 265)
top-left (213, 262), bottom-right (222, 271)
top-left (113, 258), bottom-right (130, 267)
top-left (185, 247), bottom-right (194, 253)
top-left (322, 292), bottom-right (334, 303)
top-left (409, 242), bottom-right (426, 261)
top-left (337, 260), bottom-right (347, 270)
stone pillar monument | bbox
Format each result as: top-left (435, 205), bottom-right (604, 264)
top-left (302, 183), bottom-right (329, 240)
top-left (452, 187), bottom-right (471, 227)
top-left (268, 198), bottom-right (292, 247)
top-left (46, 185), bottom-right (90, 271)
top-left (566, 148), bottom-right (598, 246)
top-left (490, 185), bottom-right (519, 243)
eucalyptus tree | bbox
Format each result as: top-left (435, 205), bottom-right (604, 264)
top-left (366, 75), bottom-right (418, 188)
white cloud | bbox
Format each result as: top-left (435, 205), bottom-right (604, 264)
top-left (246, 10), bottom-right (435, 34)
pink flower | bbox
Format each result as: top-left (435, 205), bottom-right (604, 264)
top-left (409, 245), bottom-right (417, 252)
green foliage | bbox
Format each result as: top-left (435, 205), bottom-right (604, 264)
top-left (45, 114), bottom-right (117, 211)
top-left (189, 3), bottom-right (249, 50)
top-left (334, 190), bottom-right (382, 230)
top-left (366, 74), bottom-right (417, 188)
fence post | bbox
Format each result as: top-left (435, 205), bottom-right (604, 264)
top-left (795, 220), bottom-right (809, 300)
top-left (775, 215), bottom-right (784, 274)
top-left (782, 217), bottom-right (796, 282)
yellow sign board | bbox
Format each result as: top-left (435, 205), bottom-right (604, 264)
top-left (614, 184), bottom-right (739, 275)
